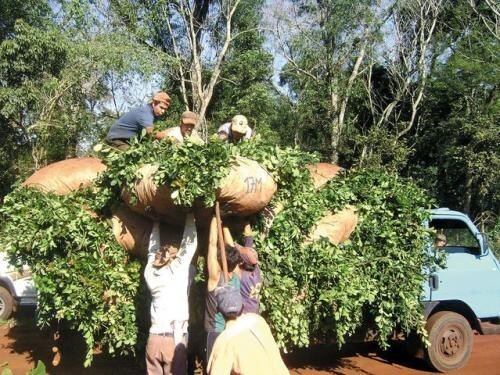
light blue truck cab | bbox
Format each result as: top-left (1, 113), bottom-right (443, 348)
top-left (419, 208), bottom-right (500, 372)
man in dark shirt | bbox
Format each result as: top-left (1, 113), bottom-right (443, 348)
top-left (105, 91), bottom-right (171, 150)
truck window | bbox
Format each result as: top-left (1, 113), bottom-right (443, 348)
top-left (430, 219), bottom-right (480, 254)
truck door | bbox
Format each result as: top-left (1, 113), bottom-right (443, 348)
top-left (429, 217), bottom-right (500, 319)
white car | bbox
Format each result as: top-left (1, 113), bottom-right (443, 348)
top-left (0, 253), bottom-right (37, 320)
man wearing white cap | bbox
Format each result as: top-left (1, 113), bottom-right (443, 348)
top-left (217, 114), bottom-right (252, 144)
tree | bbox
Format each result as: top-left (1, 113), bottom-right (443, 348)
top-left (208, 0), bottom-right (280, 142)
top-left (410, 0), bottom-right (499, 220)
top-left (270, 0), bottom-right (379, 162)
top-left (110, 0), bottom-right (261, 138)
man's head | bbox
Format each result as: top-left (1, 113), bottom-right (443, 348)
top-left (435, 233), bottom-right (447, 248)
top-left (180, 111), bottom-right (198, 137)
top-left (218, 245), bottom-right (241, 272)
top-left (153, 244), bottom-right (177, 268)
top-left (230, 115), bottom-right (249, 141)
top-left (215, 284), bottom-right (243, 320)
top-left (236, 244), bottom-right (258, 271)
top-left (151, 91), bottom-right (171, 117)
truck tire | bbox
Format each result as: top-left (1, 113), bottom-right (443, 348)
top-left (0, 286), bottom-right (14, 320)
top-left (425, 311), bottom-right (472, 373)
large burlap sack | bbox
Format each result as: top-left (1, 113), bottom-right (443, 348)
top-left (111, 205), bottom-right (183, 258)
top-left (123, 157), bottom-right (276, 224)
top-left (216, 157), bottom-right (277, 216)
top-left (308, 206), bottom-right (358, 245)
top-left (306, 163), bottom-right (343, 189)
top-left (121, 164), bottom-right (186, 223)
top-left (23, 157), bottom-right (106, 195)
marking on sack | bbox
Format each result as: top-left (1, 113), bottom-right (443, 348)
top-left (244, 176), bottom-right (263, 193)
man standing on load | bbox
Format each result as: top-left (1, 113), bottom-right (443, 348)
top-left (105, 91), bottom-right (171, 150)
top-left (217, 114), bottom-right (252, 144)
top-left (144, 214), bottom-right (198, 375)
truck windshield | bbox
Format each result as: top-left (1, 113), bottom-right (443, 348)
top-left (430, 219), bottom-right (480, 254)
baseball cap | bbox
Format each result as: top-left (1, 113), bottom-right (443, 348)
top-left (181, 111), bottom-right (198, 126)
top-left (152, 91), bottom-right (171, 105)
top-left (215, 284), bottom-right (243, 317)
top-left (231, 115), bottom-right (249, 135)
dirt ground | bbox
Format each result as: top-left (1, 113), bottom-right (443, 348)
top-left (1, 311), bottom-right (499, 375)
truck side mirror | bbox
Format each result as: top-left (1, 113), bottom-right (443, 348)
top-left (479, 233), bottom-right (489, 256)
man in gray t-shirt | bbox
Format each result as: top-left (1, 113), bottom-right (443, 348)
top-left (105, 91), bottom-right (171, 150)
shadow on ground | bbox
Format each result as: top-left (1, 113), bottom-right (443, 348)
top-left (3, 307), bottom-right (142, 375)
top-left (284, 340), bottom-right (431, 374)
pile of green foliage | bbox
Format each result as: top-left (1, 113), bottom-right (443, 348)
top-left (0, 137), bottom-right (436, 365)
top-left (0, 189), bottom-right (140, 366)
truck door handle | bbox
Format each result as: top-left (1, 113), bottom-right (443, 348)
top-left (429, 274), bottom-right (439, 291)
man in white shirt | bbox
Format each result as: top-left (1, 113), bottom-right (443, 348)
top-left (217, 114), bottom-right (252, 144)
top-left (144, 214), bottom-right (198, 375)
top-left (160, 111), bottom-right (204, 144)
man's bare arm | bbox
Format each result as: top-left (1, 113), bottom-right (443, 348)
top-left (145, 126), bottom-right (167, 140)
top-left (207, 216), bottom-right (221, 291)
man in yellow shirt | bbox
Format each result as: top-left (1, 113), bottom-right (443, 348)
top-left (207, 285), bottom-right (289, 375)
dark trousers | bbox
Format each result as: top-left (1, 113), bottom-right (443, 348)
top-left (105, 138), bottom-right (130, 151)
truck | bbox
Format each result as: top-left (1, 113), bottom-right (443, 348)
top-left (0, 252), bottom-right (36, 320)
top-left (417, 208), bottom-right (500, 372)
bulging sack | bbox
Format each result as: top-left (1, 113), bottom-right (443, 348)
top-left (306, 163), bottom-right (343, 189)
top-left (111, 205), bottom-right (183, 258)
top-left (23, 157), bottom-right (106, 195)
top-left (216, 157), bottom-right (277, 216)
top-left (309, 206), bottom-right (358, 245)
top-left (121, 164), bottom-right (186, 223)
top-left (122, 157), bottom-right (277, 224)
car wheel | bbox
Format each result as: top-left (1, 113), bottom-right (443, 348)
top-left (0, 286), bottom-right (14, 320)
top-left (425, 311), bottom-right (473, 372)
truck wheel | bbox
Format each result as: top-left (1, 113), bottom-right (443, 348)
top-left (0, 286), bottom-right (14, 320)
top-left (425, 311), bottom-right (472, 372)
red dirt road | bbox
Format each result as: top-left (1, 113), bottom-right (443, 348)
top-left (285, 335), bottom-right (500, 375)
top-left (1, 315), bottom-right (499, 374)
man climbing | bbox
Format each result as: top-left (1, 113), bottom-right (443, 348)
top-left (105, 91), bottom-right (171, 150)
